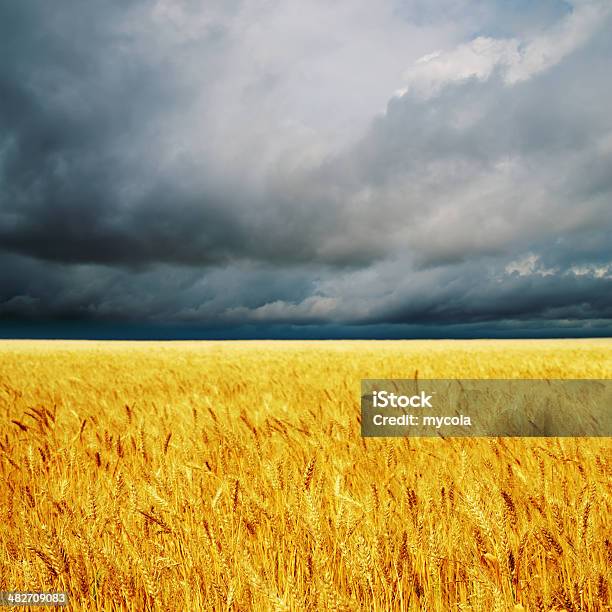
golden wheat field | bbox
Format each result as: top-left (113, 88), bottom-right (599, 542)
top-left (0, 339), bottom-right (611, 611)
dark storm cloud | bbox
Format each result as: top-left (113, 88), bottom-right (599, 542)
top-left (0, 253), bottom-right (320, 324)
top-left (381, 271), bottom-right (612, 325)
top-left (1, 0), bottom-right (611, 336)
top-left (0, 1), bottom-right (383, 270)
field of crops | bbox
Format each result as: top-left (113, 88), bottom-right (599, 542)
top-left (0, 339), bottom-right (610, 610)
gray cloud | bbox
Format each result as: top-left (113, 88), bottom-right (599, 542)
top-left (1, 0), bottom-right (611, 336)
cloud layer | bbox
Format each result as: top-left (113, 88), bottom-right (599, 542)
top-left (1, 0), bottom-right (611, 337)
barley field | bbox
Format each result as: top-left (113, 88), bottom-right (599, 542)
top-left (0, 339), bottom-right (610, 611)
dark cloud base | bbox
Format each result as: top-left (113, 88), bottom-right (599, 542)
top-left (1, 321), bottom-right (610, 341)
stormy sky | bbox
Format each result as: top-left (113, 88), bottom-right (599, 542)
top-left (1, 0), bottom-right (611, 338)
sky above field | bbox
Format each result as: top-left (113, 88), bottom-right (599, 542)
top-left (1, 0), bottom-right (611, 338)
